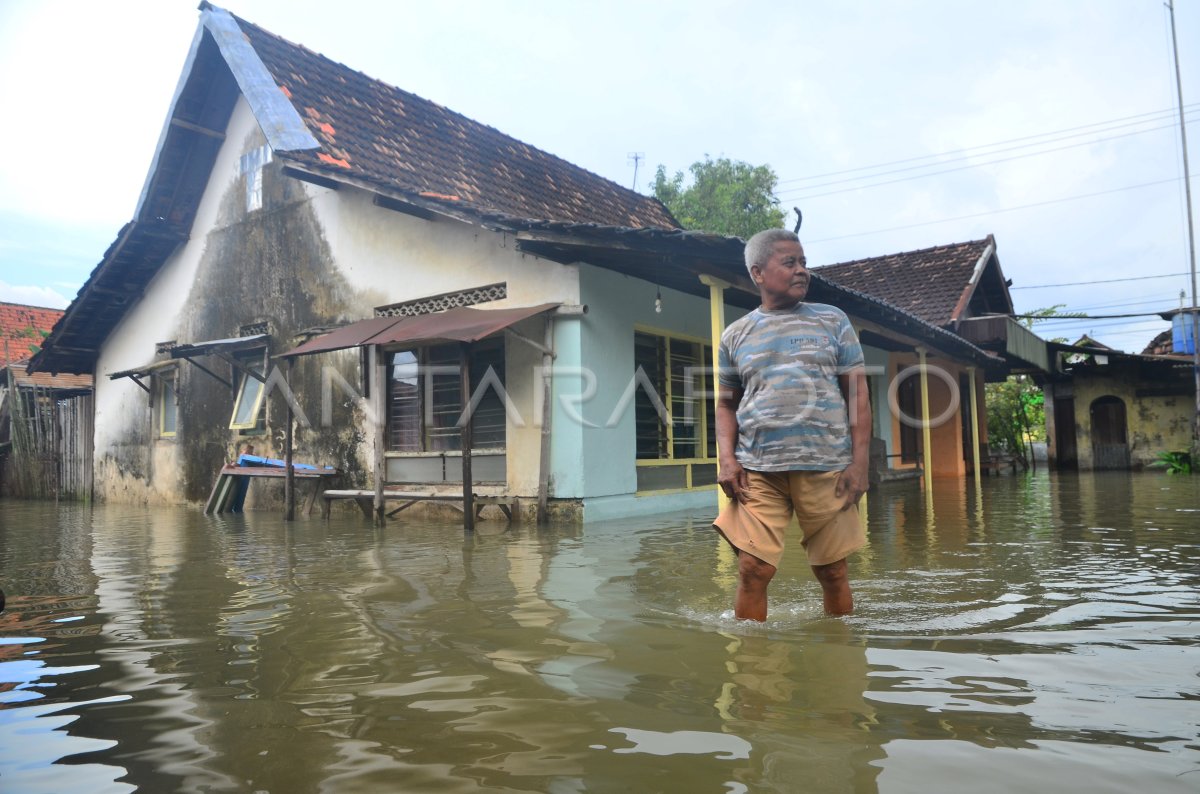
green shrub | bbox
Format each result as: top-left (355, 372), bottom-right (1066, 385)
top-left (1150, 450), bottom-right (1192, 475)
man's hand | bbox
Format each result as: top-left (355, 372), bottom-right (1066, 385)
top-left (718, 456), bottom-right (750, 503)
top-left (834, 459), bottom-right (868, 510)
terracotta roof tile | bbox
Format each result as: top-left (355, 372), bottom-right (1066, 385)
top-left (236, 16), bottom-right (678, 229)
top-left (0, 301), bottom-right (62, 367)
top-left (4, 360), bottom-right (92, 393)
top-left (813, 238), bottom-right (994, 327)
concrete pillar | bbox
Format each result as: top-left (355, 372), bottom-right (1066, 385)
top-left (918, 348), bottom-right (933, 489)
top-left (968, 366), bottom-right (982, 480)
top-left (700, 274), bottom-right (731, 511)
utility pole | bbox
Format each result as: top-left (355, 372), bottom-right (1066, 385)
top-left (628, 152), bottom-right (644, 191)
top-left (1167, 0), bottom-right (1200, 456)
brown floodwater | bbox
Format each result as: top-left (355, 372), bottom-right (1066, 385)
top-left (0, 470), bottom-right (1197, 793)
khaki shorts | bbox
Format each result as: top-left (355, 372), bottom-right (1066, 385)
top-left (713, 469), bottom-right (865, 569)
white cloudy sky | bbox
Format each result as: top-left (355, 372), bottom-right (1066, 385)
top-left (0, 0), bottom-right (1196, 352)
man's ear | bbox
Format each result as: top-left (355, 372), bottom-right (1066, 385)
top-left (750, 264), bottom-right (761, 284)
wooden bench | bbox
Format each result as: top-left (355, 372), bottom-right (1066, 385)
top-left (321, 489), bottom-right (520, 522)
top-left (206, 464), bottom-right (341, 515)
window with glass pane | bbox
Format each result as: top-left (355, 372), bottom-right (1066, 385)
top-left (635, 331), bottom-right (716, 462)
top-left (158, 371), bottom-right (177, 436)
top-left (386, 340), bottom-right (506, 452)
top-left (669, 338), bottom-right (701, 458)
top-left (229, 358), bottom-right (266, 430)
top-left (388, 351), bottom-right (420, 451)
top-left (634, 333), bottom-right (667, 459)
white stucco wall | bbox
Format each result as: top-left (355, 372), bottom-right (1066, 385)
top-left (94, 101), bottom-right (269, 502)
top-left (93, 95), bottom-right (593, 504)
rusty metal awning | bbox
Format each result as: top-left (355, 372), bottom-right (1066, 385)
top-left (280, 316), bottom-right (406, 358)
top-left (108, 359), bottom-right (179, 381)
top-left (6, 361), bottom-right (93, 395)
top-left (169, 334), bottom-right (269, 359)
top-left (108, 359), bottom-right (178, 393)
top-left (281, 304), bottom-right (560, 358)
top-left (165, 334), bottom-right (270, 388)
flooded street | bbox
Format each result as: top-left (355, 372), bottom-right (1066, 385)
top-left (1, 471), bottom-right (1198, 793)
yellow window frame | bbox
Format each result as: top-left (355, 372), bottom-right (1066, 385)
top-left (229, 359), bottom-right (267, 430)
top-left (633, 326), bottom-right (717, 492)
top-left (157, 369), bottom-right (178, 437)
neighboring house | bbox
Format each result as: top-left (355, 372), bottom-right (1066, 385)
top-left (1, 301), bottom-right (61, 366)
top-left (815, 236), bottom-right (1039, 477)
top-left (1, 303), bottom-right (93, 498)
top-left (32, 4), bottom-right (1004, 519)
top-left (1043, 333), bottom-right (1195, 471)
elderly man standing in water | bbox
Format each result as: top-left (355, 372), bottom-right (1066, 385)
top-left (714, 228), bottom-right (871, 621)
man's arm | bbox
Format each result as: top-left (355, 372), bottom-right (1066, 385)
top-left (836, 369), bottom-right (870, 509)
top-left (716, 385), bottom-right (748, 502)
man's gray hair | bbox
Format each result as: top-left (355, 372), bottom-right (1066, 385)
top-left (744, 228), bottom-right (799, 278)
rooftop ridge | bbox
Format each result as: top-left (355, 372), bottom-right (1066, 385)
top-left (228, 9), bottom-right (678, 228)
top-left (815, 236), bottom-right (993, 270)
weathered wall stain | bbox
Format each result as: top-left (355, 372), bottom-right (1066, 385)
top-left (160, 131), bottom-right (375, 505)
top-left (1057, 365), bottom-right (1192, 470)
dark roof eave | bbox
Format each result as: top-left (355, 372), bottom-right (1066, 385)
top-left (30, 220), bottom-right (189, 375)
top-left (494, 220), bottom-right (1002, 369)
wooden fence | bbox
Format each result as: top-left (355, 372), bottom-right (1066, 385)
top-left (0, 371), bottom-right (93, 500)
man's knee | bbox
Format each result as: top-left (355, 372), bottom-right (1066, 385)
top-left (738, 552), bottom-right (777, 588)
top-left (812, 558), bottom-right (848, 588)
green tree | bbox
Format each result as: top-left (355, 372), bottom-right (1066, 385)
top-left (986, 375), bottom-right (1044, 468)
top-left (652, 157), bottom-right (785, 238)
top-left (984, 305), bottom-right (1077, 467)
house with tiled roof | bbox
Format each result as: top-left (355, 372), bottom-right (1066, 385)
top-left (1, 302), bottom-right (93, 498)
top-left (1, 301), bottom-right (62, 367)
top-left (816, 236), bottom-right (1047, 373)
top-left (32, 4), bottom-right (1007, 516)
top-left (1035, 311), bottom-right (1196, 470)
top-left (814, 236), bottom-right (1046, 476)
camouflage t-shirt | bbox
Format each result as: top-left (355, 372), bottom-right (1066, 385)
top-left (718, 301), bottom-right (864, 472)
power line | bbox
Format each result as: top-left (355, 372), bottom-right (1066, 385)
top-left (778, 103), bottom-right (1200, 186)
top-left (1038, 318), bottom-right (1167, 331)
top-left (1049, 295), bottom-right (1180, 312)
top-left (1020, 311), bottom-right (1165, 320)
top-left (777, 115), bottom-right (1196, 201)
top-left (1012, 271), bottom-right (1191, 289)
top-left (806, 175), bottom-right (1193, 243)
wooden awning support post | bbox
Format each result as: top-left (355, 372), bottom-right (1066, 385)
top-left (537, 314), bottom-right (554, 524)
top-left (918, 347), bottom-right (934, 492)
top-left (460, 342), bottom-right (475, 532)
top-left (373, 345), bottom-right (387, 526)
top-left (284, 358), bottom-right (296, 521)
top-left (968, 366), bottom-right (982, 483)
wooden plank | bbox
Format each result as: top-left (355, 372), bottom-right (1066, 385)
top-left (218, 464), bottom-right (336, 479)
top-left (204, 473), bottom-right (231, 514)
top-left (321, 488), bottom-right (518, 523)
top-left (460, 343), bottom-right (474, 532)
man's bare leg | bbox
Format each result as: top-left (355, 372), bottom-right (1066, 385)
top-left (811, 558), bottom-right (853, 615)
top-left (735, 551), bottom-right (777, 622)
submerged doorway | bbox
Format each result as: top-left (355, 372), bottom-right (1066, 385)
top-left (1089, 395), bottom-right (1129, 470)
top-left (1053, 396), bottom-right (1077, 468)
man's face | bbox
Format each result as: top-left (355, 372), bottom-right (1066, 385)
top-left (754, 240), bottom-right (809, 306)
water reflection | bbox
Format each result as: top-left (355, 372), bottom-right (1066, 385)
top-left (1, 470), bottom-right (1198, 792)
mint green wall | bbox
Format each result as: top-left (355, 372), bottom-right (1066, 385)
top-left (572, 263), bottom-right (747, 500)
top-left (863, 345), bottom-right (893, 453)
top-left (547, 315), bottom-right (586, 497)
